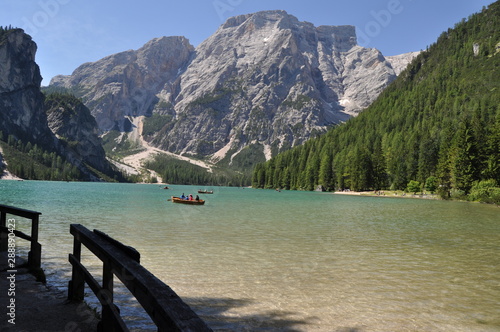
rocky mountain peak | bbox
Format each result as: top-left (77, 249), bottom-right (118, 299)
top-left (48, 10), bottom-right (418, 165)
top-left (154, 10), bottom-right (403, 161)
top-left (50, 36), bottom-right (195, 131)
top-left (316, 25), bottom-right (358, 52)
top-left (221, 10), bottom-right (294, 29)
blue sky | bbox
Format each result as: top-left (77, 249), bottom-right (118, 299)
top-left (1, 0), bottom-right (495, 85)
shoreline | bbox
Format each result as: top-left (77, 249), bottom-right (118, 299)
top-left (0, 172), bottom-right (23, 181)
top-left (333, 190), bottom-right (440, 200)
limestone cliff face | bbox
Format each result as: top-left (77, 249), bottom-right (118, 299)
top-left (51, 36), bottom-right (195, 131)
top-left (386, 52), bottom-right (421, 75)
top-left (0, 29), bottom-right (54, 147)
top-left (49, 11), bottom-right (417, 162)
top-left (0, 28), bottom-right (116, 180)
top-left (152, 10), bottom-right (401, 159)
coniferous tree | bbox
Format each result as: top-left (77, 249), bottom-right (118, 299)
top-left (252, 1), bottom-right (499, 201)
top-left (451, 118), bottom-right (480, 193)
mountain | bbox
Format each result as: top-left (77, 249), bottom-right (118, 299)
top-left (44, 93), bottom-right (114, 176)
top-left (0, 28), bottom-right (55, 148)
top-left (385, 52), bottom-right (421, 75)
top-left (50, 36), bottom-right (194, 132)
top-left (0, 27), bottom-right (123, 181)
top-left (50, 10), bottom-right (417, 168)
top-left (252, 2), bottom-right (500, 202)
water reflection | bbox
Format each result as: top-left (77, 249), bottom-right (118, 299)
top-left (1, 181), bottom-right (499, 331)
top-left (187, 297), bottom-right (313, 331)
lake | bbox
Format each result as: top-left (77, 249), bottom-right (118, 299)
top-left (1, 180), bottom-right (499, 331)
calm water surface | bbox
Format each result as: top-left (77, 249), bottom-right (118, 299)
top-left (1, 181), bottom-right (499, 331)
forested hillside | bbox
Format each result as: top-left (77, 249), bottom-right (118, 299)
top-left (253, 2), bottom-right (500, 203)
top-left (0, 92), bottom-right (129, 182)
top-left (144, 154), bottom-right (250, 187)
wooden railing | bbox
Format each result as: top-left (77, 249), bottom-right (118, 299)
top-left (0, 204), bottom-right (42, 269)
top-left (68, 224), bottom-right (212, 332)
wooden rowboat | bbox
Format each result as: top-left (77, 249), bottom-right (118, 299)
top-left (197, 190), bottom-right (213, 194)
top-left (171, 196), bottom-right (205, 205)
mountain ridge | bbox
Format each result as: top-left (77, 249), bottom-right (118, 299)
top-left (49, 10), bottom-right (418, 170)
top-left (0, 27), bottom-right (126, 181)
top-left (252, 2), bottom-right (500, 203)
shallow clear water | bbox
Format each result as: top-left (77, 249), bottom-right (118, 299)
top-left (1, 181), bottom-right (499, 331)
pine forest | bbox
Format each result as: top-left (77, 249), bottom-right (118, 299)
top-left (252, 2), bottom-right (500, 203)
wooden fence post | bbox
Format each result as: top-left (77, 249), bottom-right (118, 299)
top-left (28, 213), bottom-right (41, 269)
top-left (68, 224), bottom-right (213, 331)
top-left (100, 261), bottom-right (115, 331)
top-left (0, 211), bottom-right (6, 252)
top-left (68, 236), bottom-right (85, 302)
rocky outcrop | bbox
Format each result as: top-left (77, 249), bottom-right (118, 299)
top-left (0, 28), bottom-right (118, 180)
top-left (151, 11), bottom-right (401, 160)
top-left (386, 52), bottom-right (421, 75)
top-left (45, 94), bottom-right (112, 174)
top-left (51, 36), bottom-right (195, 131)
top-left (49, 11), bottom-right (417, 163)
top-left (0, 28), bottom-right (55, 147)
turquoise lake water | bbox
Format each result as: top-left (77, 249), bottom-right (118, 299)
top-left (1, 180), bottom-right (499, 331)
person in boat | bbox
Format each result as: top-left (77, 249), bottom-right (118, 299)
top-left (180, 193), bottom-right (186, 200)
top-left (195, 195), bottom-right (200, 201)
top-left (188, 194), bottom-right (193, 201)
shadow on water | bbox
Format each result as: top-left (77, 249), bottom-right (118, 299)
top-left (41, 259), bottom-right (311, 331)
top-left (41, 258), bottom-right (363, 332)
top-left (185, 297), bottom-right (315, 331)
top-left (188, 296), bottom-right (366, 331)
top-left (40, 251), bottom-right (366, 332)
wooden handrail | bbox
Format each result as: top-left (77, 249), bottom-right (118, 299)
top-left (0, 204), bottom-right (42, 269)
top-left (68, 224), bottom-right (212, 332)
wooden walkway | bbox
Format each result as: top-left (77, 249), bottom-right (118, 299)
top-left (0, 204), bottom-right (212, 331)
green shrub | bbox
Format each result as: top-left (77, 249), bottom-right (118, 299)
top-left (406, 180), bottom-right (421, 194)
top-left (469, 180), bottom-right (500, 204)
top-left (450, 189), bottom-right (467, 200)
top-left (425, 176), bottom-right (438, 193)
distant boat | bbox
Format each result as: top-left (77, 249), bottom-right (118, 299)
top-left (171, 196), bottom-right (205, 205)
top-left (197, 190), bottom-right (214, 194)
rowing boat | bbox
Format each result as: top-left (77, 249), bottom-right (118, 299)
top-left (171, 196), bottom-right (205, 205)
top-left (197, 190), bottom-right (213, 194)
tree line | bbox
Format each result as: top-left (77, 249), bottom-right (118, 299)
top-left (0, 133), bottom-right (82, 181)
top-left (145, 154), bottom-right (251, 187)
top-left (252, 2), bottom-right (500, 204)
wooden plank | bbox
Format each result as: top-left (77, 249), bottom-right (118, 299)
top-left (94, 229), bottom-right (140, 262)
top-left (70, 224), bottom-right (212, 332)
top-left (0, 204), bottom-right (41, 219)
top-left (0, 226), bottom-right (41, 268)
top-left (0, 227), bottom-right (32, 241)
top-left (0, 205), bottom-right (42, 268)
